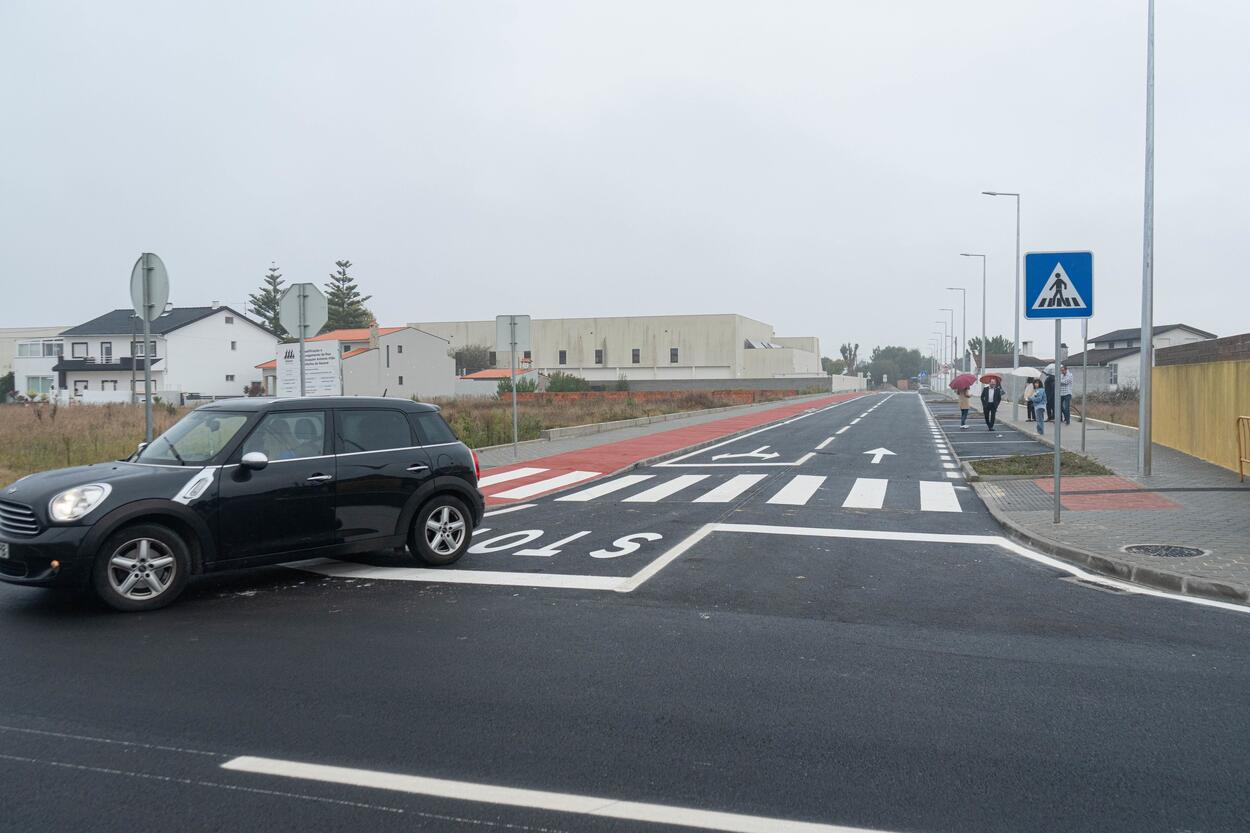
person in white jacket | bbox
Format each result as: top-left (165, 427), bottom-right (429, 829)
top-left (1059, 364), bottom-right (1075, 425)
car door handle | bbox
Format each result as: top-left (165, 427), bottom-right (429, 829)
top-left (306, 474), bottom-right (334, 483)
top-left (406, 464), bottom-right (430, 472)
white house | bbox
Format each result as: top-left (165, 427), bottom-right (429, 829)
top-left (1068, 323), bottom-right (1216, 390)
top-left (10, 334), bottom-right (65, 398)
top-left (53, 305), bottom-right (277, 401)
top-left (2, 326), bottom-right (67, 391)
top-left (261, 325), bottom-right (458, 400)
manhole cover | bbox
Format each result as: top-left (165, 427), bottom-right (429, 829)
top-left (1123, 544), bottom-right (1207, 558)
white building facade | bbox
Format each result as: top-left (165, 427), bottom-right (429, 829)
top-left (411, 314), bottom-right (824, 383)
top-left (266, 326), bottom-right (458, 400)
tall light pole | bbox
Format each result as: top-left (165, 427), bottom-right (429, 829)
top-left (982, 191), bottom-right (1020, 420)
top-left (959, 253), bottom-right (987, 375)
top-left (946, 288), bottom-right (967, 372)
top-left (935, 321), bottom-right (948, 388)
top-left (941, 308), bottom-right (955, 375)
top-left (1138, 0), bottom-right (1156, 475)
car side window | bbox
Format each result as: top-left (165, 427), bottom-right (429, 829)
top-left (410, 412), bottom-right (458, 445)
top-left (240, 411), bottom-right (327, 461)
top-left (335, 410), bottom-right (414, 454)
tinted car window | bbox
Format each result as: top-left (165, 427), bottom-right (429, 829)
top-left (240, 411), bottom-right (326, 461)
top-left (136, 411), bottom-right (248, 464)
top-left (412, 412), bottom-right (458, 445)
top-left (336, 409), bottom-right (413, 453)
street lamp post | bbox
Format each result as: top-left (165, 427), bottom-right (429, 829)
top-left (946, 288), bottom-right (967, 373)
top-left (959, 253), bottom-right (987, 376)
top-left (982, 191), bottom-right (1021, 420)
top-left (940, 308), bottom-right (955, 376)
top-left (935, 321), bottom-right (948, 389)
top-left (1138, 0), bottom-right (1156, 475)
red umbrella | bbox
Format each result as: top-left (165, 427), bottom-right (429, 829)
top-left (949, 372), bottom-right (977, 390)
top-left (980, 373), bottom-right (1003, 384)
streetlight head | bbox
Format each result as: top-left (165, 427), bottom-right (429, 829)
top-left (959, 252), bottom-right (984, 258)
top-left (946, 286), bottom-right (963, 291)
top-left (981, 191), bottom-right (999, 196)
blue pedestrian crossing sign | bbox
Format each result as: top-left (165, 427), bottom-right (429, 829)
top-left (1025, 251), bottom-right (1093, 319)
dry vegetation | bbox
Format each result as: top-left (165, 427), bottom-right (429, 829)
top-left (0, 401), bottom-right (188, 488)
top-left (1074, 390), bottom-right (1140, 428)
top-left (0, 392), bottom-right (801, 486)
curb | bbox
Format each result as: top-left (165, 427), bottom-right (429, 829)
top-left (486, 391), bottom-right (874, 505)
top-left (972, 481), bottom-right (1250, 606)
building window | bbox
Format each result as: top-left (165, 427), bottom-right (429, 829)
top-left (558, 350), bottom-right (567, 365)
top-left (225, 374), bottom-right (235, 382)
top-left (594, 349), bottom-right (604, 365)
top-left (230, 341), bottom-right (237, 351)
top-left (398, 375), bottom-right (404, 385)
top-left (73, 380), bottom-right (88, 395)
top-left (71, 342), bottom-right (88, 358)
top-left (523, 350), bottom-right (531, 361)
top-left (386, 345), bottom-right (391, 368)
top-left (1108, 365), bottom-right (1118, 386)
top-left (397, 345), bottom-right (403, 354)
top-left (343, 344), bottom-right (352, 353)
top-left (670, 347), bottom-right (679, 363)
top-left (25, 376), bottom-right (54, 395)
top-left (102, 380), bottom-right (117, 391)
top-left (488, 351), bottom-right (497, 366)
top-left (225, 316), bottom-right (234, 324)
top-left (18, 339), bottom-right (61, 358)
top-left (133, 340), bottom-right (157, 357)
top-left (100, 342), bottom-right (112, 362)
top-left (631, 348), bottom-right (640, 364)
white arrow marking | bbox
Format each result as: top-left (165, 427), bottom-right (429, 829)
top-left (863, 447), bottom-right (896, 465)
top-left (711, 445), bottom-right (781, 461)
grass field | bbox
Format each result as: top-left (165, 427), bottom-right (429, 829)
top-left (971, 451), bottom-right (1113, 477)
top-left (0, 392), bottom-right (799, 487)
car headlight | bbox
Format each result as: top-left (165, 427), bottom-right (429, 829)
top-left (48, 484), bottom-right (113, 522)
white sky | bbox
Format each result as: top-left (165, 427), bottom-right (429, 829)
top-left (2, 1), bottom-right (1246, 356)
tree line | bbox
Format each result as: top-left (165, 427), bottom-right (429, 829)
top-left (821, 336), bottom-right (1016, 385)
top-left (247, 260), bottom-right (374, 338)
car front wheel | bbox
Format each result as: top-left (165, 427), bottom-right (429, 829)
top-left (409, 496), bottom-right (471, 566)
top-left (91, 523), bottom-right (191, 612)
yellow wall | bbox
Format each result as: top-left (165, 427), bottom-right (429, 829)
top-left (1152, 360), bottom-right (1250, 472)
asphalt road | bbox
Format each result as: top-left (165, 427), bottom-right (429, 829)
top-left (3, 392), bottom-right (1248, 833)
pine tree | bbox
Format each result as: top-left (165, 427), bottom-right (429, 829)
top-left (322, 259), bottom-right (374, 332)
top-left (248, 262), bottom-right (288, 338)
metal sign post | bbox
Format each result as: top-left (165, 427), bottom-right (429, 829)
top-left (278, 283), bottom-right (328, 398)
top-left (1081, 319), bottom-right (1089, 453)
top-left (495, 315), bottom-right (532, 460)
top-left (299, 289), bottom-right (307, 396)
top-left (510, 317), bottom-right (518, 458)
top-left (129, 253), bottom-right (170, 444)
top-left (1025, 250), bottom-right (1094, 525)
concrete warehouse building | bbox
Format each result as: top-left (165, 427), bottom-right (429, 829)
top-left (410, 314), bottom-right (824, 383)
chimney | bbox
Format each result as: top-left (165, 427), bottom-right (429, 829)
top-left (1022, 340), bottom-right (1034, 357)
top-left (210, 300), bottom-right (220, 309)
top-left (368, 320), bottom-right (379, 349)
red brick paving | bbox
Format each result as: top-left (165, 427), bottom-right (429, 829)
top-left (1033, 475), bottom-right (1181, 511)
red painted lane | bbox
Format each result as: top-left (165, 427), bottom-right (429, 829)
top-left (1033, 475), bottom-right (1182, 511)
top-left (480, 392), bottom-right (869, 504)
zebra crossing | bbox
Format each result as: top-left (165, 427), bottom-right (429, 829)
top-left (544, 472), bottom-right (964, 513)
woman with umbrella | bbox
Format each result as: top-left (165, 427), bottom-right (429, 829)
top-left (980, 373), bottom-right (1004, 430)
top-left (949, 372), bottom-right (977, 429)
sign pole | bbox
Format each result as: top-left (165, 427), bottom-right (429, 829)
top-left (1053, 319), bottom-right (1062, 524)
top-left (510, 316), bottom-right (518, 459)
top-left (1137, 0), bottom-right (1156, 476)
top-left (1081, 319), bottom-right (1089, 453)
top-left (142, 253), bottom-right (154, 443)
top-left (298, 286), bottom-right (307, 397)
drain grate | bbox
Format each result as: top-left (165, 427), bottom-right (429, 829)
top-left (1123, 544), bottom-right (1206, 558)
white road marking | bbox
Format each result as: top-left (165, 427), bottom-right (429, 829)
top-left (835, 426), bottom-right (850, 435)
top-left (624, 474), bottom-right (710, 502)
top-left (850, 418), bottom-right (861, 425)
top-left (841, 478), bottom-right (887, 509)
top-left (285, 559), bottom-right (628, 590)
top-left (919, 481), bottom-right (961, 512)
top-left (557, 475), bottom-right (654, 502)
top-left (492, 471), bottom-right (600, 500)
top-left (815, 437), bottom-right (835, 450)
top-left (947, 440), bottom-right (1038, 445)
top-left (945, 471), bottom-right (963, 479)
top-left (477, 467), bottom-right (548, 488)
top-left (766, 475), bottom-right (826, 506)
top-left (942, 462), bottom-right (957, 469)
top-left (657, 397), bottom-right (862, 466)
top-left (482, 504), bottom-right (536, 517)
top-left (221, 756), bottom-right (895, 833)
top-left (694, 474), bottom-right (768, 503)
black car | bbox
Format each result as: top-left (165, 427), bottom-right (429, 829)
top-left (0, 397), bottom-right (485, 611)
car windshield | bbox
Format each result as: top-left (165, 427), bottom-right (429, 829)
top-left (134, 411), bottom-right (249, 465)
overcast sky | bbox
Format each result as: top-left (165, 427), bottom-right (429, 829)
top-left (3, 1), bottom-right (1246, 358)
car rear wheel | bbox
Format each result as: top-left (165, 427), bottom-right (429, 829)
top-left (91, 523), bottom-right (191, 612)
top-left (409, 496), bottom-right (471, 566)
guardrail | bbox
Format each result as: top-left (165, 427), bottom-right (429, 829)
top-left (1239, 416), bottom-right (1250, 482)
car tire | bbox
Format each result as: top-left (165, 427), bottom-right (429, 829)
top-left (409, 495), bottom-right (472, 566)
top-left (91, 523), bottom-right (191, 612)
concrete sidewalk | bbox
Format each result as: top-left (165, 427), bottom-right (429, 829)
top-left (971, 407), bottom-right (1250, 605)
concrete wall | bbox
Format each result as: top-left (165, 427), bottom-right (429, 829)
top-left (411, 314), bottom-right (820, 381)
top-left (742, 347), bottom-right (821, 377)
top-left (1152, 359), bottom-right (1250, 473)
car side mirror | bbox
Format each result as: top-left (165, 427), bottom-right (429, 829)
top-left (241, 451), bottom-right (269, 471)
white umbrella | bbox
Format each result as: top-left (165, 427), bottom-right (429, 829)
top-left (1008, 366), bottom-right (1040, 377)
top-left (1043, 362), bottom-right (1056, 376)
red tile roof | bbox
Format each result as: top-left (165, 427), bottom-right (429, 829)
top-left (308, 327), bottom-right (404, 342)
top-left (462, 368), bottom-right (529, 380)
top-left (341, 347), bottom-right (372, 359)
top-left (256, 359), bottom-right (276, 369)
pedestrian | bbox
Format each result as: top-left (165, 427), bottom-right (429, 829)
top-left (980, 377), bottom-right (1003, 430)
top-left (1044, 371), bottom-right (1056, 422)
top-left (957, 386), bottom-right (972, 429)
top-left (1024, 377), bottom-right (1036, 421)
top-left (1030, 379), bottom-right (1048, 435)
top-left (1059, 364), bottom-right (1074, 425)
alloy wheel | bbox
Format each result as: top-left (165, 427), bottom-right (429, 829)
top-left (106, 537), bottom-right (177, 600)
top-left (424, 505), bottom-right (466, 555)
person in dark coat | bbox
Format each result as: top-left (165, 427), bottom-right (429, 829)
top-left (1044, 372), bottom-right (1056, 422)
top-left (980, 378), bottom-right (1003, 430)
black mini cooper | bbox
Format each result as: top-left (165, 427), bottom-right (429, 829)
top-left (0, 397), bottom-right (485, 611)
